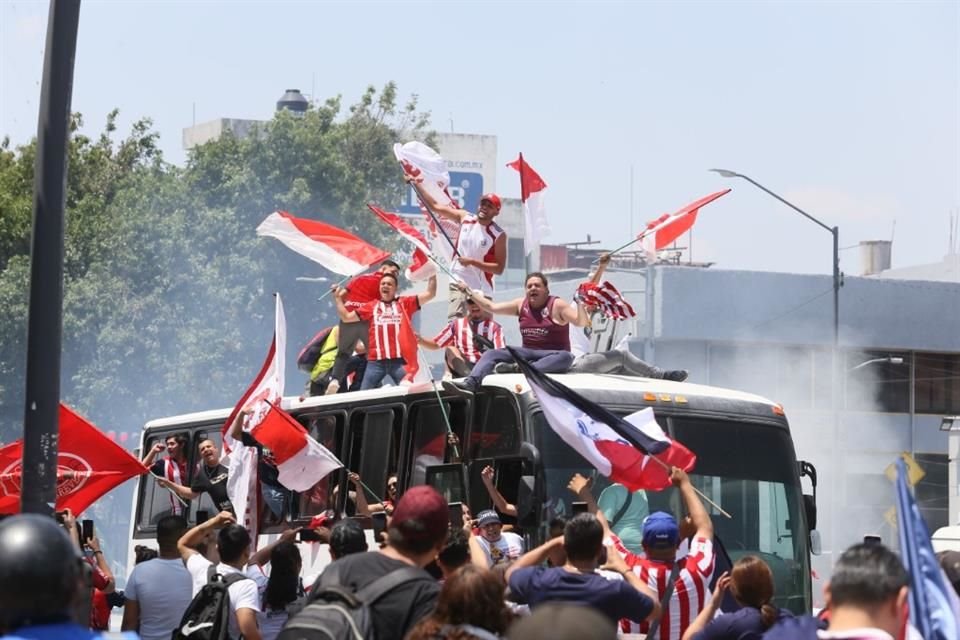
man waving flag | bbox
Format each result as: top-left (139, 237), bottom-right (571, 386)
top-left (508, 347), bottom-right (695, 491)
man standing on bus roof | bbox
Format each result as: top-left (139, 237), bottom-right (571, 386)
top-left (141, 432), bottom-right (190, 516)
top-left (156, 438), bottom-right (234, 515)
top-left (407, 174), bottom-right (507, 319)
top-left (325, 259), bottom-right (402, 395)
top-left (334, 270), bottom-right (437, 390)
top-left (450, 272), bottom-right (591, 392)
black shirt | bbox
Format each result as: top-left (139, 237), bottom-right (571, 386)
top-left (189, 463), bottom-right (233, 513)
top-left (312, 552), bottom-right (439, 640)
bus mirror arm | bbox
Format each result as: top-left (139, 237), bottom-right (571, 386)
top-left (519, 442), bottom-right (541, 467)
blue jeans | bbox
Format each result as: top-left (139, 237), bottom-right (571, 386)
top-left (467, 346), bottom-right (574, 388)
top-left (361, 358), bottom-right (407, 390)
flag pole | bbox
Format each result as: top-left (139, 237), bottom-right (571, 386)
top-left (408, 180), bottom-right (461, 258)
top-left (646, 456), bottom-right (732, 519)
top-left (316, 274), bottom-right (353, 303)
top-left (149, 472), bottom-right (190, 506)
top-left (417, 346), bottom-right (460, 459)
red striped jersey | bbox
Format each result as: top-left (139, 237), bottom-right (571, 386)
top-left (356, 296), bottom-right (420, 362)
top-left (450, 217), bottom-right (504, 295)
top-left (431, 317), bottom-right (505, 364)
top-left (617, 536), bottom-right (716, 640)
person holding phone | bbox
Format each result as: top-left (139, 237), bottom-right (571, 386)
top-left (78, 520), bottom-right (116, 631)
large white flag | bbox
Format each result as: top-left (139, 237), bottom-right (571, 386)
top-left (394, 141), bottom-right (461, 267)
top-left (507, 154), bottom-right (549, 255)
top-left (222, 294), bottom-right (286, 547)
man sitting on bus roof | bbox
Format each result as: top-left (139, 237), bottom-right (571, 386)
top-left (157, 438), bottom-right (234, 515)
top-left (451, 271), bottom-right (590, 392)
top-left (417, 296), bottom-right (505, 377)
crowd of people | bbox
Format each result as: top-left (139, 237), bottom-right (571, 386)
top-left (4, 461), bottom-right (958, 640)
top-left (299, 185), bottom-right (686, 397)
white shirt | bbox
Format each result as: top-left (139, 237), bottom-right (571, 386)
top-left (124, 557), bottom-right (193, 640)
top-left (186, 554), bottom-right (261, 640)
top-left (450, 217), bottom-right (504, 294)
top-left (476, 531), bottom-right (525, 567)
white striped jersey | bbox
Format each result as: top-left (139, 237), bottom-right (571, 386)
top-left (616, 535), bottom-right (716, 640)
top-left (431, 317), bottom-right (505, 364)
top-left (356, 296), bottom-right (420, 361)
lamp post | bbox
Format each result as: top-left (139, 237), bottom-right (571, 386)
top-left (849, 356), bottom-right (904, 372)
top-left (709, 169), bottom-right (840, 347)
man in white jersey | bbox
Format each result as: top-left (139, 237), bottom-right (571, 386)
top-left (409, 175), bottom-right (507, 319)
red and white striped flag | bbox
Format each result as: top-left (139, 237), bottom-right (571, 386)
top-left (251, 404), bottom-right (342, 491)
top-left (367, 204), bottom-right (437, 281)
top-left (222, 294), bottom-right (286, 547)
top-left (507, 154), bottom-right (549, 255)
top-left (574, 281), bottom-right (637, 320)
top-left (257, 211), bottom-right (391, 276)
top-left (639, 189), bottom-right (731, 261)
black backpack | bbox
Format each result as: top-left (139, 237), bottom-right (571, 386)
top-left (171, 564), bottom-right (251, 640)
top-left (277, 564), bottom-right (425, 640)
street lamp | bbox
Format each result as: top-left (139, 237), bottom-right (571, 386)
top-left (849, 356), bottom-right (905, 372)
top-left (709, 169), bottom-right (841, 347)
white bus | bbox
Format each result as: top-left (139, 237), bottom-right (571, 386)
top-left (127, 372), bottom-right (818, 612)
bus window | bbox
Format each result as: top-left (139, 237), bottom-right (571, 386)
top-left (407, 399), bottom-right (468, 487)
top-left (669, 417), bottom-right (810, 614)
top-left (296, 413), bottom-right (345, 519)
top-left (470, 392), bottom-right (521, 459)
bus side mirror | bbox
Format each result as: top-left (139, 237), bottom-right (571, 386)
top-left (803, 494), bottom-right (817, 531)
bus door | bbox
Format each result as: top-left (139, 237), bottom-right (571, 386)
top-left (289, 411), bottom-right (347, 526)
top-left (402, 394), bottom-right (471, 491)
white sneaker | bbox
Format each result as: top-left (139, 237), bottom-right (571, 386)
top-left (324, 379), bottom-right (340, 395)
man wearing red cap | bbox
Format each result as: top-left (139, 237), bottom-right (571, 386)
top-left (409, 176), bottom-right (507, 319)
top-left (305, 485), bottom-right (447, 640)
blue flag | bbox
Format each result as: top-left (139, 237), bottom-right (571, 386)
top-left (895, 457), bottom-right (960, 640)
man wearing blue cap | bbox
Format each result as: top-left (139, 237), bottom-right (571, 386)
top-left (619, 468), bottom-right (716, 640)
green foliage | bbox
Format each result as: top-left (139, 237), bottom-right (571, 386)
top-left (0, 83), bottom-right (432, 442)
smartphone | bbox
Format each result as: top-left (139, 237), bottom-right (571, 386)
top-left (371, 512), bottom-right (388, 542)
top-left (299, 528), bottom-right (323, 543)
top-left (54, 510), bottom-right (68, 525)
top-left (863, 534), bottom-right (882, 546)
top-left (195, 510), bottom-right (209, 524)
top-left (448, 502), bottom-right (464, 530)
top-left (81, 519), bottom-right (94, 543)
top-left (571, 501), bottom-right (589, 515)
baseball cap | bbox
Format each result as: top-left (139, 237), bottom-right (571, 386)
top-left (642, 511), bottom-right (680, 549)
top-left (477, 509), bottom-right (501, 527)
top-left (938, 550), bottom-right (960, 594)
top-left (480, 193), bottom-right (502, 211)
top-left (389, 485), bottom-right (449, 544)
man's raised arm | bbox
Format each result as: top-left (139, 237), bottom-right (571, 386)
top-left (673, 467), bottom-right (713, 540)
top-left (407, 176), bottom-right (466, 224)
top-left (456, 283), bottom-right (520, 317)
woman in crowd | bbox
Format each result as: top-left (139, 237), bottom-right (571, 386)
top-left (682, 555), bottom-right (788, 640)
top-left (406, 565), bottom-right (514, 640)
top-left (257, 540), bottom-right (303, 640)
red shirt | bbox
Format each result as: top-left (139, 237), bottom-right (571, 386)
top-left (432, 317), bottom-right (505, 364)
top-left (356, 296), bottom-right (420, 361)
top-left (343, 273), bottom-right (383, 311)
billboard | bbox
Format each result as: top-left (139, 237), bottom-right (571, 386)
top-left (396, 133), bottom-right (497, 215)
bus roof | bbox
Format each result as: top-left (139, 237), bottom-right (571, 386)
top-left (142, 373), bottom-right (780, 431)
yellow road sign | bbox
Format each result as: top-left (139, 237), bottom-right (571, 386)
top-left (884, 452), bottom-right (925, 486)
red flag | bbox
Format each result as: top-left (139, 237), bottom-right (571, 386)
top-left (368, 204), bottom-right (440, 281)
top-left (507, 154), bottom-right (550, 255)
top-left (639, 189), bottom-right (731, 259)
top-left (0, 404), bottom-right (148, 515)
top-left (250, 405), bottom-right (342, 492)
top-left (398, 304), bottom-right (421, 383)
top-left (257, 211), bottom-right (391, 276)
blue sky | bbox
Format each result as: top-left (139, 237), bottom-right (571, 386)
top-left (2, 0), bottom-right (957, 276)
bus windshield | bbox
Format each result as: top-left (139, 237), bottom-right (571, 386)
top-left (533, 411), bottom-right (811, 614)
